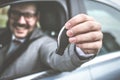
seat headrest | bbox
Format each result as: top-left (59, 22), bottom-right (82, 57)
top-left (0, 0), bottom-right (43, 7)
top-left (38, 2), bottom-right (67, 38)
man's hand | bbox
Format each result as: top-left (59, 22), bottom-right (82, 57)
top-left (65, 14), bottom-right (103, 55)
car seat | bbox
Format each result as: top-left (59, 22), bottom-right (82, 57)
top-left (37, 1), bottom-right (68, 39)
top-left (99, 32), bottom-right (120, 55)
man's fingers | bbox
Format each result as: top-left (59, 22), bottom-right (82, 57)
top-left (66, 21), bottom-right (101, 37)
top-left (76, 40), bottom-right (102, 50)
top-left (65, 14), bottom-right (95, 29)
top-left (68, 31), bottom-right (103, 43)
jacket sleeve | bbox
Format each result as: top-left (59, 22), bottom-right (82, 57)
top-left (39, 36), bottom-right (94, 72)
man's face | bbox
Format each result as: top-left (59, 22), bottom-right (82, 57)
top-left (8, 3), bottom-right (38, 39)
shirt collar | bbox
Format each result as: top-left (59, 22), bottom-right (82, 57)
top-left (12, 35), bottom-right (25, 43)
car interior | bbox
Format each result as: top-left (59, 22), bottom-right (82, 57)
top-left (37, 1), bottom-right (68, 39)
top-left (99, 32), bottom-right (120, 55)
top-left (0, 1), bottom-right (68, 39)
top-left (103, 32), bottom-right (120, 52)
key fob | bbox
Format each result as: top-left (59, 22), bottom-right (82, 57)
top-left (56, 26), bottom-right (69, 55)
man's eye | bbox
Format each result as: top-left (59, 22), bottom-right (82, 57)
top-left (11, 11), bottom-right (19, 14)
top-left (12, 11), bottom-right (20, 16)
top-left (24, 13), bottom-right (35, 18)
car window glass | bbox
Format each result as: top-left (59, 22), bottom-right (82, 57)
top-left (0, 6), bottom-right (9, 28)
top-left (110, 0), bottom-right (120, 6)
top-left (84, 0), bottom-right (120, 55)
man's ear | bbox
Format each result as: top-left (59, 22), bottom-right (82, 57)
top-left (37, 21), bottom-right (40, 28)
top-left (36, 13), bottom-right (41, 28)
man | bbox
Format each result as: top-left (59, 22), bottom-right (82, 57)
top-left (0, 2), bottom-right (102, 80)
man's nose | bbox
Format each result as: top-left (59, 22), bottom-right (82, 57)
top-left (17, 16), bottom-right (26, 24)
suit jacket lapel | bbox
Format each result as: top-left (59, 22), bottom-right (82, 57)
top-left (29, 28), bottom-right (44, 40)
top-left (0, 27), bottom-right (44, 77)
top-left (0, 27), bottom-right (44, 53)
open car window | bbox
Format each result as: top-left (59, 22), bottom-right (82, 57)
top-left (0, 1), bottom-right (68, 39)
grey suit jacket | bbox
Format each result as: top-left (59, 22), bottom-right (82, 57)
top-left (0, 28), bottom-right (91, 79)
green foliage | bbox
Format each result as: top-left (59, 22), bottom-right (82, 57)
top-left (0, 5), bottom-right (9, 28)
top-left (0, 14), bottom-right (8, 28)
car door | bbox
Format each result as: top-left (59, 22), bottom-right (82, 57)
top-left (84, 0), bottom-right (120, 80)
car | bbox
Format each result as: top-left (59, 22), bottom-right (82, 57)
top-left (0, 0), bottom-right (120, 80)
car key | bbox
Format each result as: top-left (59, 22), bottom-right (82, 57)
top-left (56, 26), bottom-right (69, 55)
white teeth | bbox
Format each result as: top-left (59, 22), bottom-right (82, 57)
top-left (16, 26), bottom-right (25, 30)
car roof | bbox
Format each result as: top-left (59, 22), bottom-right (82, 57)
top-left (93, 0), bottom-right (120, 11)
top-left (0, 0), bottom-right (54, 7)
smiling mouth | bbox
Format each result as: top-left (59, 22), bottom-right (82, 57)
top-left (16, 26), bottom-right (25, 30)
top-left (14, 27), bottom-right (25, 33)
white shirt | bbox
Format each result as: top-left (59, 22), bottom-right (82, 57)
top-left (12, 35), bottom-right (25, 43)
top-left (6, 35), bottom-right (25, 56)
top-left (76, 47), bottom-right (94, 58)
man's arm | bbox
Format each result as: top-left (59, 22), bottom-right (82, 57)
top-left (40, 14), bottom-right (103, 72)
